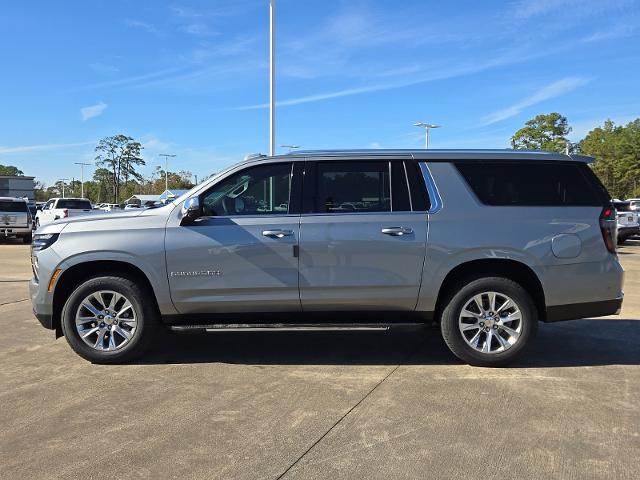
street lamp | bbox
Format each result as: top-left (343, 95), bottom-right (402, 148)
top-left (158, 154), bottom-right (176, 192)
top-left (58, 178), bottom-right (69, 198)
top-left (281, 144), bottom-right (300, 153)
top-left (413, 122), bottom-right (441, 149)
top-left (74, 162), bottom-right (91, 198)
top-left (269, 0), bottom-right (276, 156)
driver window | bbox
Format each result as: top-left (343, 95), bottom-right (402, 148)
top-left (201, 163), bottom-right (292, 216)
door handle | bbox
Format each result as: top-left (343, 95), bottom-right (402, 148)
top-left (381, 227), bottom-right (413, 236)
top-left (262, 229), bottom-right (294, 238)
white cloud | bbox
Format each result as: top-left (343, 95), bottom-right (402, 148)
top-left (480, 77), bottom-right (589, 126)
top-left (80, 102), bottom-right (108, 121)
top-left (125, 19), bottom-right (158, 34)
top-left (180, 23), bottom-right (216, 36)
top-left (0, 141), bottom-right (95, 154)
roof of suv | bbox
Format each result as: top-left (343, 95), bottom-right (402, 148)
top-left (278, 149), bottom-right (593, 163)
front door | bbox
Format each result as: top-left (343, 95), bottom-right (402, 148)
top-left (298, 159), bottom-right (428, 311)
top-left (165, 162), bottom-right (301, 314)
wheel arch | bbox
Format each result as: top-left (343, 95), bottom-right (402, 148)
top-left (52, 260), bottom-right (159, 337)
top-left (434, 259), bottom-right (546, 322)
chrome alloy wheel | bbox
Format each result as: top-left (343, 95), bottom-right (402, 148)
top-left (458, 291), bottom-right (522, 354)
top-left (75, 290), bottom-right (138, 351)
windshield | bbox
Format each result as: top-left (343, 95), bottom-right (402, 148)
top-left (0, 200), bottom-right (28, 212)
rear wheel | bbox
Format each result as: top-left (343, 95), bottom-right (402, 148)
top-left (22, 233), bottom-right (32, 244)
top-left (440, 277), bottom-right (537, 367)
top-left (61, 275), bottom-right (158, 363)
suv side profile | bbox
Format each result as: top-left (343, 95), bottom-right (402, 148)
top-left (30, 150), bottom-right (624, 366)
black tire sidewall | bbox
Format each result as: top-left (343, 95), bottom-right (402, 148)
top-left (61, 276), bottom-right (156, 363)
top-left (440, 277), bottom-right (538, 367)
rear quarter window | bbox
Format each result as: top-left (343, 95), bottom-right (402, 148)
top-left (56, 200), bottom-right (93, 209)
top-left (455, 161), bottom-right (608, 207)
top-left (0, 201), bottom-right (27, 212)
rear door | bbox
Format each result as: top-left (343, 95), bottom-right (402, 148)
top-left (298, 158), bottom-right (428, 311)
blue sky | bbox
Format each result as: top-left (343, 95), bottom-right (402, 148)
top-left (1, 0), bottom-right (639, 186)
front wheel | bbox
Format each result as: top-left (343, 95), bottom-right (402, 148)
top-left (61, 275), bottom-right (158, 363)
top-left (440, 277), bottom-right (538, 367)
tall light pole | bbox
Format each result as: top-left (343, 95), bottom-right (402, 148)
top-left (74, 162), bottom-right (91, 198)
top-left (59, 178), bottom-right (69, 198)
top-left (158, 154), bottom-right (176, 192)
top-left (269, 0), bottom-right (276, 156)
top-left (281, 144), bottom-right (300, 153)
top-left (414, 122), bottom-right (441, 149)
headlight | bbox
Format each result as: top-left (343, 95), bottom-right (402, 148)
top-left (31, 233), bottom-right (59, 252)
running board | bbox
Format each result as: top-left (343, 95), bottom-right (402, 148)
top-left (169, 323), bottom-right (421, 333)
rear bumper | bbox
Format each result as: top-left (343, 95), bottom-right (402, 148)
top-left (545, 297), bottom-right (623, 322)
top-left (0, 226), bottom-right (31, 236)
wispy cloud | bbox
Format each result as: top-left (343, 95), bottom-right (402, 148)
top-left (0, 141), bottom-right (95, 154)
top-left (80, 102), bottom-right (108, 121)
top-left (234, 53), bottom-right (541, 110)
top-left (480, 77), bottom-right (590, 125)
top-left (582, 22), bottom-right (636, 42)
top-left (125, 19), bottom-right (158, 34)
top-left (180, 23), bottom-right (216, 36)
top-left (509, 0), bottom-right (631, 20)
top-left (89, 62), bottom-right (119, 74)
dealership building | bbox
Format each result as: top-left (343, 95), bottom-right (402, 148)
top-left (0, 175), bottom-right (35, 201)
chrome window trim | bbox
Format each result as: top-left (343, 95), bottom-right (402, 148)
top-left (419, 162), bottom-right (443, 214)
top-left (403, 161), bottom-right (413, 211)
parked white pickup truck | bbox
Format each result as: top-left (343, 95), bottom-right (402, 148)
top-left (35, 198), bottom-right (96, 228)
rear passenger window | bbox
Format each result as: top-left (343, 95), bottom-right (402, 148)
top-left (315, 162), bottom-right (390, 213)
top-left (456, 162), bottom-right (606, 206)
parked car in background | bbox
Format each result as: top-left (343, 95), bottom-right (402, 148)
top-left (613, 200), bottom-right (639, 244)
top-left (35, 198), bottom-right (95, 228)
top-left (627, 198), bottom-right (640, 211)
top-left (30, 149), bottom-right (624, 367)
top-left (99, 203), bottom-right (121, 212)
top-left (0, 197), bottom-right (32, 243)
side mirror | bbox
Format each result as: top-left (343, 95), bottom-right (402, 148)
top-left (180, 197), bottom-right (201, 225)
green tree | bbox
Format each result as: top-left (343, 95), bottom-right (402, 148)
top-left (94, 134), bottom-right (145, 203)
top-left (579, 119), bottom-right (640, 198)
top-left (511, 113), bottom-right (572, 153)
top-left (0, 164), bottom-right (24, 176)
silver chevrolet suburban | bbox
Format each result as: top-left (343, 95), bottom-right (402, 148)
top-left (30, 150), bottom-right (624, 366)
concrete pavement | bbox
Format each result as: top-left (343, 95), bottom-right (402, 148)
top-left (0, 238), bottom-right (638, 479)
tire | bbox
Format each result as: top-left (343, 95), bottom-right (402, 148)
top-left (440, 276), bottom-right (538, 367)
top-left (61, 275), bottom-right (159, 364)
top-left (617, 237), bottom-right (627, 245)
top-left (22, 233), bottom-right (32, 244)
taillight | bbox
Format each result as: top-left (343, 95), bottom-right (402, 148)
top-left (600, 206), bottom-right (616, 253)
top-left (63, 209), bottom-right (69, 218)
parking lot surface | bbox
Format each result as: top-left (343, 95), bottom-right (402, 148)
top-left (1, 238), bottom-right (638, 479)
